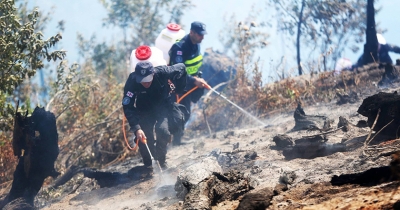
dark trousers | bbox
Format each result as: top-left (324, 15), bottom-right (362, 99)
top-left (137, 110), bottom-right (170, 166)
top-left (172, 87), bottom-right (204, 145)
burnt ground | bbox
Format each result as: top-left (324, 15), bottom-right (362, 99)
top-left (3, 75), bottom-right (400, 209)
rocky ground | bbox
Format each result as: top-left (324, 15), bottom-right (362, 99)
top-left (3, 75), bottom-right (400, 210)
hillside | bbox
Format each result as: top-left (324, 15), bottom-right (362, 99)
top-left (32, 66), bottom-right (400, 209)
top-left (2, 63), bottom-right (400, 209)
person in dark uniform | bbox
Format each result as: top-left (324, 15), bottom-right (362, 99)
top-left (168, 21), bottom-right (210, 145)
top-left (122, 61), bottom-right (186, 169)
top-left (354, 33), bottom-right (400, 68)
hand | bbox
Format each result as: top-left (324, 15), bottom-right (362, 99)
top-left (193, 77), bottom-right (210, 89)
top-left (135, 129), bottom-right (147, 143)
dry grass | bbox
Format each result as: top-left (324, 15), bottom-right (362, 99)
top-left (188, 63), bottom-right (384, 135)
top-left (0, 59), bottom-right (386, 187)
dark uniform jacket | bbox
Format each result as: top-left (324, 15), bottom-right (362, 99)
top-left (169, 34), bottom-right (204, 102)
top-left (169, 35), bottom-right (203, 84)
top-left (379, 44), bottom-right (400, 64)
top-left (356, 43), bottom-right (400, 67)
top-left (122, 64), bottom-right (186, 133)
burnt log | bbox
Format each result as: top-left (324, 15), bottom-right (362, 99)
top-left (357, 91), bottom-right (400, 139)
top-left (331, 166), bottom-right (392, 187)
top-left (291, 102), bottom-right (329, 131)
top-left (51, 165), bottom-right (153, 189)
top-left (0, 107), bottom-right (59, 209)
top-left (282, 141), bottom-right (346, 160)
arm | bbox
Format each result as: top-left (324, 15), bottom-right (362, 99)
top-left (122, 73), bottom-right (141, 133)
top-left (156, 63), bottom-right (187, 81)
top-left (168, 44), bottom-right (183, 66)
top-left (169, 44), bottom-right (209, 89)
top-left (387, 44), bottom-right (400, 54)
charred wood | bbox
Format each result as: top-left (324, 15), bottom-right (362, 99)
top-left (357, 91), bottom-right (400, 139)
top-left (1, 107), bottom-right (59, 209)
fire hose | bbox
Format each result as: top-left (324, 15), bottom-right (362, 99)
top-left (123, 85), bottom-right (200, 151)
top-left (122, 124), bottom-right (164, 173)
top-left (123, 82), bottom-right (265, 151)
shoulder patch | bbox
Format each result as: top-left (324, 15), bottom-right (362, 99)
top-left (177, 51), bottom-right (182, 55)
top-left (126, 91), bottom-right (134, 98)
top-left (122, 97), bottom-right (131, 105)
top-left (175, 56), bottom-right (183, 63)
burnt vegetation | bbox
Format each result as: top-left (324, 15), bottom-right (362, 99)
top-left (2, 0), bottom-right (400, 209)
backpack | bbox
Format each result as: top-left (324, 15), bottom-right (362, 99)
top-left (170, 64), bottom-right (187, 94)
top-left (168, 102), bottom-right (190, 134)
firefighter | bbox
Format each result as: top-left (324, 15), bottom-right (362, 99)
top-left (122, 61), bottom-right (186, 169)
top-left (168, 21), bottom-right (210, 145)
top-left (354, 33), bottom-right (400, 69)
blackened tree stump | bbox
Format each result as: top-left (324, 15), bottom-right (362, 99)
top-left (357, 91), bottom-right (400, 139)
top-left (0, 107), bottom-right (59, 209)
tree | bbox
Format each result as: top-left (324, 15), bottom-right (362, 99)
top-left (268, 0), bottom-right (370, 75)
top-left (218, 11), bottom-right (269, 66)
top-left (0, 0), bottom-right (65, 130)
top-left (362, 0), bottom-right (378, 65)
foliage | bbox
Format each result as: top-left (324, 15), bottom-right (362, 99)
top-left (218, 6), bottom-right (269, 66)
top-left (76, 33), bottom-right (127, 81)
top-left (0, 133), bottom-right (17, 184)
top-left (267, 0), bottom-right (373, 74)
top-left (190, 63), bottom-right (383, 135)
top-left (0, 0), bottom-right (65, 131)
top-left (191, 18), bottom-right (270, 132)
top-left (0, 0), bottom-right (65, 184)
top-left (1, 0), bottom-right (199, 174)
top-left (47, 60), bottom-right (128, 170)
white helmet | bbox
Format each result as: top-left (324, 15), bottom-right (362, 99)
top-left (377, 33), bottom-right (387, 45)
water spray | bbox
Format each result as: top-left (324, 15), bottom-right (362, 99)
top-left (205, 85), bottom-right (267, 127)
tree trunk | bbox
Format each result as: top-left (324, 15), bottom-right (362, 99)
top-left (0, 107), bottom-right (59, 209)
top-left (296, 0), bottom-right (305, 75)
top-left (363, 0), bottom-right (378, 65)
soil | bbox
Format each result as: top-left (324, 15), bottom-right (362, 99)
top-left (3, 71), bottom-right (400, 210)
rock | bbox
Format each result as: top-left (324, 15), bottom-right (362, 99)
top-left (279, 171), bottom-right (297, 185)
top-left (274, 183), bottom-right (288, 194)
top-left (182, 171), bottom-right (253, 210)
top-left (175, 157), bottom-right (222, 199)
top-left (237, 187), bottom-right (274, 210)
top-left (273, 134), bottom-right (293, 148)
top-left (337, 116), bottom-right (350, 132)
top-left (244, 151), bottom-right (257, 160)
